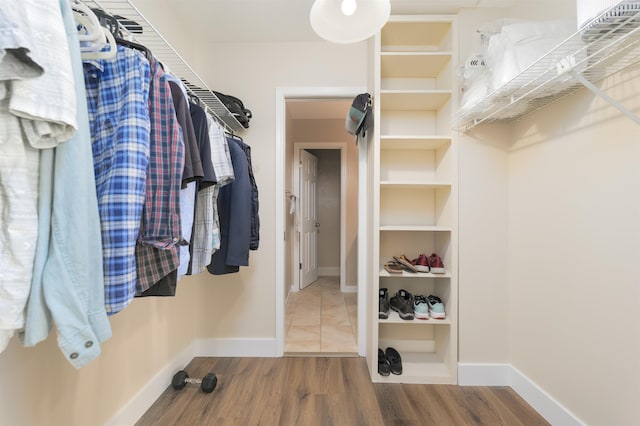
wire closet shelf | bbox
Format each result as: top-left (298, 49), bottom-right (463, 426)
top-left (455, 0), bottom-right (640, 132)
top-left (81, 0), bottom-right (245, 133)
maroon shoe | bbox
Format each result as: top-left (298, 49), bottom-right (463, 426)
top-left (428, 253), bottom-right (446, 274)
top-left (411, 254), bottom-right (430, 273)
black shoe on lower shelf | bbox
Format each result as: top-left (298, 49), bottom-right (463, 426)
top-left (385, 347), bottom-right (402, 375)
top-left (378, 348), bottom-right (391, 376)
top-left (379, 288), bottom-right (389, 319)
top-left (390, 289), bottom-right (414, 320)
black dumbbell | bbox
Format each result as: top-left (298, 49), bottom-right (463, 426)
top-left (171, 370), bottom-right (217, 393)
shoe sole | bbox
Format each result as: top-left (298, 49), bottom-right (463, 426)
top-left (414, 312), bottom-right (429, 319)
top-left (379, 312), bottom-right (389, 319)
top-left (430, 312), bottom-right (446, 319)
top-left (430, 267), bottom-right (446, 274)
top-left (413, 265), bottom-right (430, 273)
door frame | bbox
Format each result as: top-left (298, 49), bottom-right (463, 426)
top-left (293, 143), bottom-right (347, 293)
top-left (275, 86), bottom-right (367, 357)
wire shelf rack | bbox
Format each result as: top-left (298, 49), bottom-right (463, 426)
top-left (455, 0), bottom-right (640, 131)
top-left (81, 0), bottom-right (245, 133)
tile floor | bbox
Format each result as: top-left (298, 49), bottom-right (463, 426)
top-left (285, 276), bottom-right (358, 355)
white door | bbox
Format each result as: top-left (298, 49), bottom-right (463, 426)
top-left (299, 149), bottom-right (319, 289)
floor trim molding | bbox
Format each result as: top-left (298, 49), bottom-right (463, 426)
top-left (105, 342), bottom-right (196, 426)
top-left (458, 363), bottom-right (585, 426)
top-left (195, 338), bottom-right (277, 357)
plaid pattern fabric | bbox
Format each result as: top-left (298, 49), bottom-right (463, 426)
top-left (135, 57), bottom-right (184, 293)
top-left (206, 115), bottom-right (235, 252)
top-left (84, 46), bottom-right (151, 315)
top-left (189, 186), bottom-right (215, 274)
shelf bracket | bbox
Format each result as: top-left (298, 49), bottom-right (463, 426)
top-left (569, 69), bottom-right (640, 126)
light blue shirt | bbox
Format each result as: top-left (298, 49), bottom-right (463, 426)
top-left (19, 0), bottom-right (111, 368)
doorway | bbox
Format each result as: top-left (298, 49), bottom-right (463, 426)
top-left (275, 86), bottom-right (366, 357)
top-left (287, 146), bottom-right (356, 354)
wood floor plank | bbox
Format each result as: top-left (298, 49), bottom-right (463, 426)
top-left (137, 357), bottom-right (550, 426)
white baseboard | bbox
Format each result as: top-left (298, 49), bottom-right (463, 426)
top-left (105, 342), bottom-right (196, 426)
top-left (458, 363), bottom-right (585, 426)
top-left (458, 363), bottom-right (510, 386)
top-left (318, 267), bottom-right (339, 276)
top-left (194, 338), bottom-right (277, 357)
top-left (510, 365), bottom-right (585, 426)
top-left (343, 284), bottom-right (357, 293)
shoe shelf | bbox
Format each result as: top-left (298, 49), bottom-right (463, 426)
top-left (379, 226), bottom-right (451, 232)
top-left (380, 181), bottom-right (451, 189)
top-left (381, 311), bottom-right (452, 325)
top-left (370, 15), bottom-right (458, 385)
top-left (379, 269), bottom-right (451, 278)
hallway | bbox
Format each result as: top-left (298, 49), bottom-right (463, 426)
top-left (285, 276), bottom-right (357, 354)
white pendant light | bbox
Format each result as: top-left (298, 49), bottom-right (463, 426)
top-left (310, 0), bottom-right (391, 44)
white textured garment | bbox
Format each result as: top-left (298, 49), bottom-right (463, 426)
top-left (0, 89), bottom-right (40, 353)
top-left (9, 0), bottom-right (77, 148)
top-left (0, 0), bottom-right (75, 353)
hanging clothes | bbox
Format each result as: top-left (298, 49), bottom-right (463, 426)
top-left (0, 0), bottom-right (79, 354)
top-left (20, 0), bottom-right (111, 369)
top-left (138, 78), bottom-right (200, 296)
top-left (187, 102), bottom-right (218, 275)
top-left (208, 136), bottom-right (252, 275)
top-left (206, 114), bottom-right (235, 254)
top-left (134, 55), bottom-right (185, 297)
top-left (84, 45), bottom-right (151, 315)
top-left (233, 136), bottom-right (260, 250)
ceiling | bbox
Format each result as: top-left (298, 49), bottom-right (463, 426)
top-left (156, 0), bottom-right (524, 44)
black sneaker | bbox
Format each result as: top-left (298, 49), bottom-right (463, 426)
top-left (385, 347), bottom-right (402, 375)
top-left (378, 348), bottom-right (391, 376)
top-left (379, 288), bottom-right (389, 319)
top-left (390, 289), bottom-right (414, 320)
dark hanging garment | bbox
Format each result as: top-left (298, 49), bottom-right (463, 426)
top-left (231, 136), bottom-right (260, 250)
top-left (169, 81), bottom-right (203, 186)
top-left (207, 137), bottom-right (251, 275)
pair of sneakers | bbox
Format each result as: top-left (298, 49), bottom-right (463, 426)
top-left (411, 253), bottom-right (446, 274)
top-left (413, 294), bottom-right (446, 319)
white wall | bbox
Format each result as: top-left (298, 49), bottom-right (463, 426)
top-left (191, 42), bottom-right (367, 340)
top-left (507, 68), bottom-right (640, 426)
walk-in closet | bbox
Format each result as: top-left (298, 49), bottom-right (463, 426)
top-left (1, 1), bottom-right (639, 425)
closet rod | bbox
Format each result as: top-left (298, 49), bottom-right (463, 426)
top-left (81, 0), bottom-right (245, 134)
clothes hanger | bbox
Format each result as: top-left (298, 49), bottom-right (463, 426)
top-left (73, 4), bottom-right (117, 60)
top-left (71, 0), bottom-right (103, 43)
top-left (90, 8), bottom-right (152, 59)
top-left (81, 27), bottom-right (117, 60)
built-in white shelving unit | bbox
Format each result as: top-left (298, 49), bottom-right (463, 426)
top-left (370, 15), bottom-right (458, 385)
top-left (456, 0), bottom-right (640, 131)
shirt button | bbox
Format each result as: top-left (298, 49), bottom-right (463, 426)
top-left (70, 352), bottom-right (79, 360)
top-left (85, 341), bottom-right (93, 348)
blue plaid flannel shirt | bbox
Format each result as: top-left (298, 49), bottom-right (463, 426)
top-left (84, 46), bottom-right (151, 315)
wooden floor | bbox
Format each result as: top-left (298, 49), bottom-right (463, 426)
top-left (137, 357), bottom-right (549, 426)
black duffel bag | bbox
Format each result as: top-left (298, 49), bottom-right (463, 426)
top-left (214, 91), bottom-right (252, 129)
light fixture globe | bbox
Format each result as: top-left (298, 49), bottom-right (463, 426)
top-left (310, 0), bottom-right (391, 44)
